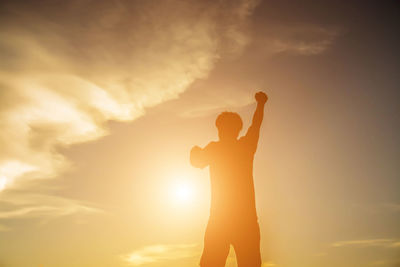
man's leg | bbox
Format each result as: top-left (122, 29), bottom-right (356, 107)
top-left (200, 220), bottom-right (230, 267)
top-left (232, 221), bottom-right (262, 267)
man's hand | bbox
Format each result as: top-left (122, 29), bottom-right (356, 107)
top-left (255, 91), bottom-right (268, 104)
top-left (244, 91), bottom-right (267, 149)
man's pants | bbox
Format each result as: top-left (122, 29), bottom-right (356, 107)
top-left (199, 218), bottom-right (261, 267)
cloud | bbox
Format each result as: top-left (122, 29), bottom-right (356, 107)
top-left (262, 262), bottom-right (278, 267)
top-left (121, 243), bottom-right (198, 266)
top-left (332, 239), bottom-right (400, 248)
top-left (179, 93), bottom-right (254, 118)
top-left (257, 24), bottom-right (340, 56)
top-left (0, 191), bottom-right (102, 225)
top-left (168, 23), bottom-right (340, 120)
top-left (0, 0), bottom-right (259, 221)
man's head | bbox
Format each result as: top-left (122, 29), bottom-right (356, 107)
top-left (215, 112), bottom-right (243, 141)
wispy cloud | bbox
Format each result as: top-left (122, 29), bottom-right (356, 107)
top-left (258, 24), bottom-right (341, 56)
top-left (262, 262), bottom-right (278, 267)
top-left (173, 23), bottom-right (341, 119)
top-left (121, 243), bottom-right (198, 266)
top-left (0, 192), bottom-right (102, 223)
top-left (332, 239), bottom-right (400, 248)
top-left (179, 93), bottom-right (254, 118)
top-left (0, 0), bottom-right (260, 221)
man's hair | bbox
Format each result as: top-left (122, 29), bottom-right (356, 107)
top-left (215, 112), bottom-right (243, 133)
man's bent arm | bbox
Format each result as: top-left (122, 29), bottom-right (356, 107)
top-left (190, 145), bottom-right (209, 169)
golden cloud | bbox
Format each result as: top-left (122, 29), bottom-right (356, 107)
top-left (257, 24), bottom-right (340, 56)
top-left (121, 243), bottom-right (198, 266)
top-left (0, 0), bottom-right (260, 222)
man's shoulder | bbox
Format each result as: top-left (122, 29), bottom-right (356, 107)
top-left (205, 140), bottom-right (219, 149)
top-left (238, 135), bottom-right (257, 152)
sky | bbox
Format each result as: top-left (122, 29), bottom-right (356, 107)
top-left (0, 0), bottom-right (399, 266)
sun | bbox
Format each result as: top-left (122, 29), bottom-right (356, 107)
top-left (174, 183), bottom-right (193, 202)
top-left (168, 172), bottom-right (197, 205)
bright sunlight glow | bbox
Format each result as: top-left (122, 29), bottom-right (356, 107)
top-left (175, 183), bottom-right (193, 202)
top-left (168, 172), bottom-right (197, 205)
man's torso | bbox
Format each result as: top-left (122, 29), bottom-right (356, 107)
top-left (206, 138), bottom-right (258, 222)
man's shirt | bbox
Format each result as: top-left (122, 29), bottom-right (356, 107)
top-left (202, 135), bottom-right (258, 222)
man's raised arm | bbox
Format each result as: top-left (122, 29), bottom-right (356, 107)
top-left (244, 91), bottom-right (268, 146)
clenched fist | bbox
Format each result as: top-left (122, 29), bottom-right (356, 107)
top-left (255, 91), bottom-right (268, 104)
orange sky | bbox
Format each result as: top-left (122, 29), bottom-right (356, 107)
top-left (0, 0), bottom-right (399, 266)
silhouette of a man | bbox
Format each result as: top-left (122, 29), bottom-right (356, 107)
top-left (190, 91), bottom-right (268, 267)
